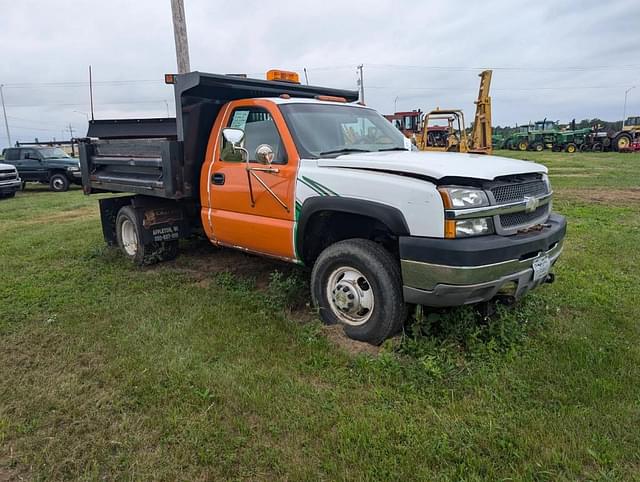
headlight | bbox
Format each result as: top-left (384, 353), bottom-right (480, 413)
top-left (454, 218), bottom-right (493, 237)
top-left (438, 187), bottom-right (489, 208)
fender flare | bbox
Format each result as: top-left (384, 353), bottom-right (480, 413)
top-left (295, 196), bottom-right (410, 263)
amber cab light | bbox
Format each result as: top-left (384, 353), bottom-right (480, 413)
top-left (164, 73), bottom-right (176, 84)
top-left (315, 95), bottom-right (347, 103)
top-left (266, 69), bottom-right (300, 84)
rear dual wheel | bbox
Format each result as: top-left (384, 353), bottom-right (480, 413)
top-left (311, 239), bottom-right (407, 345)
top-left (115, 206), bottom-right (178, 265)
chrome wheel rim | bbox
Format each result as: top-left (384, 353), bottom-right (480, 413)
top-left (326, 266), bottom-right (374, 326)
top-left (121, 219), bottom-right (138, 256)
top-left (52, 177), bottom-right (64, 190)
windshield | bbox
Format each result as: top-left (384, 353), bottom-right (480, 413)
top-left (279, 103), bottom-right (407, 158)
top-left (39, 147), bottom-right (70, 159)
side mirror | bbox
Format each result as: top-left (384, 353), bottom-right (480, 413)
top-left (222, 128), bottom-right (245, 149)
top-left (255, 144), bottom-right (274, 165)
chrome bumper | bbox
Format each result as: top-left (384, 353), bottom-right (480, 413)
top-left (402, 240), bottom-right (563, 307)
top-left (0, 178), bottom-right (21, 190)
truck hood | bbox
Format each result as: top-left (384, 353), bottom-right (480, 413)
top-left (316, 150), bottom-right (546, 181)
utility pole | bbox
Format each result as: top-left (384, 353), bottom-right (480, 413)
top-left (170, 0), bottom-right (191, 73)
top-left (0, 84), bottom-right (11, 146)
top-left (89, 65), bottom-right (95, 121)
top-left (623, 86), bottom-right (635, 129)
top-left (356, 64), bottom-right (365, 104)
top-left (67, 123), bottom-right (75, 140)
top-left (394, 96), bottom-right (399, 113)
top-left (303, 68), bottom-right (310, 86)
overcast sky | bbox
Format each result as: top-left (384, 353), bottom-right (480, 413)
top-left (0, 0), bottom-right (638, 146)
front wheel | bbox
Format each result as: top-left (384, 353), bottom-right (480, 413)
top-left (311, 239), bottom-right (407, 345)
top-left (565, 143), bottom-right (577, 153)
top-left (49, 173), bottom-right (69, 192)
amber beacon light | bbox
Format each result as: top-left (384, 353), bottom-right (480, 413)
top-left (266, 69), bottom-right (300, 84)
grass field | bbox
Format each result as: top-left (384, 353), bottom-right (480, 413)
top-left (1, 151), bottom-right (639, 480)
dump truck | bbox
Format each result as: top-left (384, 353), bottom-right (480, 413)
top-left (80, 70), bottom-right (566, 345)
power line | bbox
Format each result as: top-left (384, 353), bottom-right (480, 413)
top-left (367, 63), bottom-right (640, 72)
top-left (5, 99), bottom-right (172, 108)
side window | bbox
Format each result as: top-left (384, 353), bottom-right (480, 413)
top-left (221, 108), bottom-right (286, 164)
top-left (20, 149), bottom-right (37, 160)
top-left (4, 149), bottom-right (19, 161)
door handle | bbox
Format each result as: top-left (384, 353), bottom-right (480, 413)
top-left (211, 173), bottom-right (225, 185)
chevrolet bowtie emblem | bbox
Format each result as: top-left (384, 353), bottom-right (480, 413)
top-left (523, 196), bottom-right (540, 213)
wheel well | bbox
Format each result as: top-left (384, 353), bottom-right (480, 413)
top-left (48, 169), bottom-right (68, 180)
top-left (300, 210), bottom-right (399, 266)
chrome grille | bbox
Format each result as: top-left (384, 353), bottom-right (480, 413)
top-left (500, 204), bottom-right (549, 228)
top-left (490, 180), bottom-right (548, 204)
top-left (0, 169), bottom-right (17, 181)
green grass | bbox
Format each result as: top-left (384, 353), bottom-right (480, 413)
top-left (1, 152), bottom-right (640, 480)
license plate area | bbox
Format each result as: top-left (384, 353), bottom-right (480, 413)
top-left (532, 254), bottom-right (551, 282)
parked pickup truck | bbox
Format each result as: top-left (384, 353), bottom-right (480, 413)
top-left (79, 70), bottom-right (566, 344)
top-left (2, 146), bottom-right (82, 192)
top-left (0, 162), bottom-right (21, 198)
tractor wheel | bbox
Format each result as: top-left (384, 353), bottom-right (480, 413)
top-left (579, 144), bottom-right (589, 152)
top-left (533, 142), bottom-right (544, 152)
top-left (615, 133), bottom-right (632, 151)
top-left (551, 145), bottom-right (562, 152)
top-left (592, 143), bottom-right (603, 152)
top-left (517, 141), bottom-right (528, 151)
top-left (565, 143), bottom-right (577, 153)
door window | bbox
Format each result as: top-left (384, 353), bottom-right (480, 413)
top-left (20, 149), bottom-right (39, 160)
top-left (221, 108), bottom-right (286, 164)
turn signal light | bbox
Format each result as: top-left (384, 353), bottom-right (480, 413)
top-left (266, 69), bottom-right (300, 84)
top-left (164, 73), bottom-right (176, 84)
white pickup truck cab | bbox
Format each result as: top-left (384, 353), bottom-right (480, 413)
top-left (81, 71), bottom-right (566, 345)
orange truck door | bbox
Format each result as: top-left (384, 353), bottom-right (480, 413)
top-left (201, 99), bottom-right (299, 260)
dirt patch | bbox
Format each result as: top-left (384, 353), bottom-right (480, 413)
top-left (557, 188), bottom-right (640, 204)
top-left (321, 325), bottom-right (380, 356)
top-left (21, 206), bottom-right (98, 226)
top-left (0, 466), bottom-right (21, 482)
top-left (169, 240), bottom-right (300, 289)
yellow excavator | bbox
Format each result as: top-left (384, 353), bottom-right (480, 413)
top-left (416, 70), bottom-right (493, 154)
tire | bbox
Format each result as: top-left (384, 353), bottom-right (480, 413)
top-left (565, 143), bottom-right (577, 153)
top-left (533, 142), bottom-right (544, 152)
top-left (615, 134), bottom-right (632, 151)
top-left (115, 205), bottom-right (179, 266)
top-left (49, 173), bottom-right (69, 192)
top-left (517, 141), bottom-right (528, 151)
top-left (592, 143), bottom-right (603, 152)
top-left (311, 239), bottom-right (407, 345)
top-left (579, 144), bottom-right (589, 152)
top-left (551, 145), bottom-right (562, 152)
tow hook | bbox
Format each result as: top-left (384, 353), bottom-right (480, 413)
top-left (544, 273), bottom-right (555, 284)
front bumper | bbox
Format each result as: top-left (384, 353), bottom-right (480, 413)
top-left (400, 213), bottom-right (567, 307)
top-left (0, 178), bottom-right (21, 193)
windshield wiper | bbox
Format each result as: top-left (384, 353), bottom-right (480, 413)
top-left (319, 148), bottom-right (371, 156)
top-left (377, 147), bottom-right (408, 152)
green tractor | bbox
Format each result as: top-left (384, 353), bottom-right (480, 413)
top-left (551, 127), bottom-right (592, 153)
top-left (505, 119), bottom-right (560, 151)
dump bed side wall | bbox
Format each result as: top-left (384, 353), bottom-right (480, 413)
top-left (80, 138), bottom-right (189, 199)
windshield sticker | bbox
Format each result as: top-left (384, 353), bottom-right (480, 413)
top-left (230, 110), bottom-right (250, 130)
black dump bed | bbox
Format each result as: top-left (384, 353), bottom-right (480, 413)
top-left (79, 71), bottom-right (359, 199)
